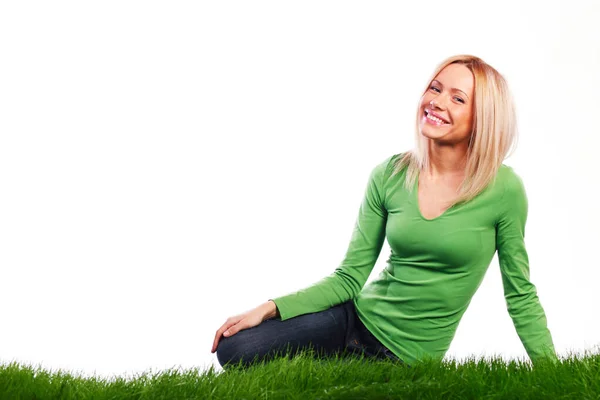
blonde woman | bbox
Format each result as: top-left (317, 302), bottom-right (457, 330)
top-left (211, 55), bottom-right (559, 369)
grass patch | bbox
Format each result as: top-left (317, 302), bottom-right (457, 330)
top-left (1, 348), bottom-right (599, 399)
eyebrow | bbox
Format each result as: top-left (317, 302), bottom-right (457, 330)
top-left (431, 80), bottom-right (470, 100)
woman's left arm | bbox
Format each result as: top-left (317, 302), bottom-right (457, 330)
top-left (495, 169), bottom-right (559, 366)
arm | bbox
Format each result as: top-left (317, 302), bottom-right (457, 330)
top-left (261, 300), bottom-right (280, 320)
top-left (268, 155), bottom-right (393, 321)
top-left (495, 170), bottom-right (558, 366)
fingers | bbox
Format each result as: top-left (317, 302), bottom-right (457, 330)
top-left (211, 315), bottom-right (248, 353)
top-left (211, 320), bottom-right (235, 353)
top-left (224, 323), bottom-right (243, 337)
top-left (211, 311), bottom-right (259, 353)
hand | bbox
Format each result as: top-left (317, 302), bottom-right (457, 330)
top-left (211, 304), bottom-right (271, 353)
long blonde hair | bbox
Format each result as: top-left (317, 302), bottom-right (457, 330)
top-left (392, 55), bottom-right (518, 207)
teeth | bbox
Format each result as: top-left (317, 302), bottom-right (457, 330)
top-left (426, 112), bottom-right (446, 124)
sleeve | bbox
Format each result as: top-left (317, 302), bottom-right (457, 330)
top-left (495, 170), bottom-right (559, 366)
top-left (268, 155), bottom-right (392, 321)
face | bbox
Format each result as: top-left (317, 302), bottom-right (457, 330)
top-left (419, 63), bottom-right (475, 145)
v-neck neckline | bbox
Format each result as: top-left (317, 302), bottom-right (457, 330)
top-left (413, 173), bottom-right (458, 222)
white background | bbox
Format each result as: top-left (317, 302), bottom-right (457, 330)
top-left (1, 0), bottom-right (598, 381)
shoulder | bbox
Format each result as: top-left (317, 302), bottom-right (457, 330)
top-left (378, 152), bottom-right (404, 168)
top-left (365, 153), bottom-right (407, 200)
top-left (371, 152), bottom-right (405, 179)
top-left (496, 164), bottom-right (528, 221)
top-left (497, 164), bottom-right (527, 198)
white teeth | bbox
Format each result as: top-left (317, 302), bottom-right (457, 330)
top-left (426, 112), bottom-right (447, 124)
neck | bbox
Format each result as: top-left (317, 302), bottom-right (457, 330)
top-left (425, 140), bottom-right (469, 179)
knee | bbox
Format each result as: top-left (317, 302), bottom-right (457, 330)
top-left (215, 334), bottom-right (252, 369)
top-left (215, 335), bottom-right (236, 368)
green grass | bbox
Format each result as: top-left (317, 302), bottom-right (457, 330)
top-left (1, 349), bottom-right (599, 400)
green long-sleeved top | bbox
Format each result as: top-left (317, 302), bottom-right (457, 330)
top-left (270, 153), bottom-right (558, 366)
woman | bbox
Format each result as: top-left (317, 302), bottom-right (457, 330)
top-left (211, 55), bottom-right (559, 369)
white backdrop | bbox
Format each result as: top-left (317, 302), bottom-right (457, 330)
top-left (1, 0), bottom-right (598, 381)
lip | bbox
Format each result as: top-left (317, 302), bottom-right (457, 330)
top-left (424, 108), bottom-right (451, 124)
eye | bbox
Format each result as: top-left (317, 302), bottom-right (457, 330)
top-left (429, 85), bottom-right (441, 93)
top-left (454, 97), bottom-right (465, 104)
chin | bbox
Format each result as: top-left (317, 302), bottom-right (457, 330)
top-left (419, 126), bottom-right (448, 140)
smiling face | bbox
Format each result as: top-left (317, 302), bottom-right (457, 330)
top-left (419, 63), bottom-right (475, 145)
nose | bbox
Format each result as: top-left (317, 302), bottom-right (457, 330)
top-left (429, 93), bottom-right (450, 110)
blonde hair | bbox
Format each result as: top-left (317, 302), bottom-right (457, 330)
top-left (392, 55), bottom-right (518, 207)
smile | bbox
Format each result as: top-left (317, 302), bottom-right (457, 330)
top-left (424, 109), bottom-right (450, 126)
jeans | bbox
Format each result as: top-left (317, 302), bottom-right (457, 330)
top-left (215, 299), bottom-right (408, 369)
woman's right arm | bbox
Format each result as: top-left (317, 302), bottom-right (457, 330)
top-left (211, 154), bottom-right (395, 353)
top-left (267, 154), bottom-right (394, 321)
top-left (263, 299), bottom-right (280, 320)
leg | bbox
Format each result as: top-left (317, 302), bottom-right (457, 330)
top-left (215, 301), bottom-right (353, 369)
top-left (343, 300), bottom-right (409, 366)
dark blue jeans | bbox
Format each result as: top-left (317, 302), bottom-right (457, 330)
top-left (215, 299), bottom-right (408, 369)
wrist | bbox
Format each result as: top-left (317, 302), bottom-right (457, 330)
top-left (261, 300), bottom-right (279, 320)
